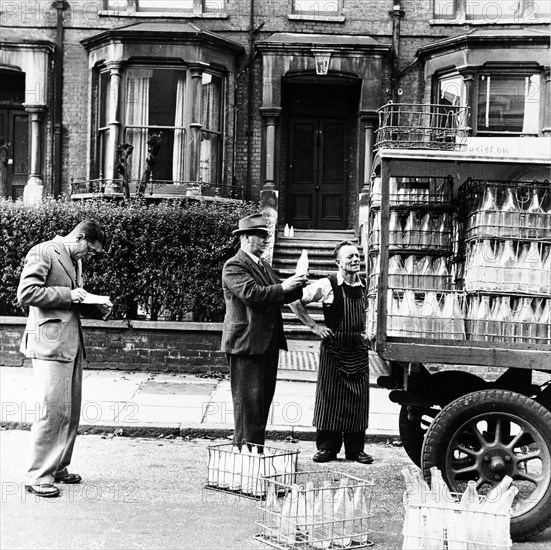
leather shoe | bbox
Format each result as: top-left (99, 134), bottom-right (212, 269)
top-left (313, 450), bottom-right (337, 463)
top-left (55, 473), bottom-right (82, 484)
top-left (25, 484), bottom-right (60, 498)
top-left (346, 451), bottom-right (374, 464)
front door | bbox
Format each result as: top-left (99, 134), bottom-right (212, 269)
top-left (288, 117), bottom-right (347, 229)
top-left (0, 109), bottom-right (29, 199)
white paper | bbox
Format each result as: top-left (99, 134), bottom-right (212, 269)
top-left (82, 293), bottom-right (112, 306)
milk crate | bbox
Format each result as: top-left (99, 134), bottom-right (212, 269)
top-left (403, 492), bottom-right (513, 550)
top-left (205, 441), bottom-right (299, 500)
top-left (255, 469), bottom-right (374, 549)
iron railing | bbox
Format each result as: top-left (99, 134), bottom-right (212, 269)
top-left (375, 102), bottom-right (470, 151)
top-left (70, 179), bottom-right (245, 200)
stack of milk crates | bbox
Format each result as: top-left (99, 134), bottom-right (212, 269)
top-left (366, 176), bottom-right (551, 343)
top-left (459, 179), bottom-right (551, 345)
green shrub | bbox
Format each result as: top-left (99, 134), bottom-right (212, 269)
top-left (0, 198), bottom-right (256, 321)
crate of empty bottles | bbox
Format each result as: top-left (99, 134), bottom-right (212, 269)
top-left (205, 441), bottom-right (299, 499)
top-left (255, 469), bottom-right (374, 549)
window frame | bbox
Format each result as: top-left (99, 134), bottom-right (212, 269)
top-left (103, 0), bottom-right (225, 15)
top-left (474, 70), bottom-right (542, 136)
top-left (432, 0), bottom-right (550, 24)
top-left (288, 0), bottom-right (344, 21)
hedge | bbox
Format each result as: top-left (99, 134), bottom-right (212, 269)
top-left (0, 198), bottom-right (257, 321)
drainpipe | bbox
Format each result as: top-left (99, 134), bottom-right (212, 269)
top-left (52, 1), bottom-right (68, 197)
top-left (389, 0), bottom-right (405, 104)
top-left (246, 0), bottom-right (255, 199)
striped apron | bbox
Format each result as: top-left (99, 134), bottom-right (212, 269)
top-left (313, 283), bottom-right (370, 432)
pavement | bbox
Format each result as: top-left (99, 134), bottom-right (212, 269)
top-left (0, 350), bottom-right (400, 441)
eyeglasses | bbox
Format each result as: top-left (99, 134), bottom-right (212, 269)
top-left (85, 241), bottom-right (102, 256)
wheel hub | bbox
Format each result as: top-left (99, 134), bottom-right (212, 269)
top-left (480, 450), bottom-right (514, 481)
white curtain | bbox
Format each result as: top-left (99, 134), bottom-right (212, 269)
top-left (522, 75), bottom-right (540, 135)
top-left (126, 69), bottom-right (151, 181)
top-left (172, 77), bottom-right (186, 184)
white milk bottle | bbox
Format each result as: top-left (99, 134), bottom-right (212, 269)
top-left (500, 187), bottom-right (520, 238)
top-left (389, 210), bottom-right (403, 248)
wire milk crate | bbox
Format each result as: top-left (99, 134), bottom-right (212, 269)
top-left (205, 441), bottom-right (299, 499)
top-left (403, 491), bottom-right (513, 550)
top-left (255, 470), bottom-right (374, 549)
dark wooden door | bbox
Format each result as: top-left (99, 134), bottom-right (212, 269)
top-left (288, 117), bottom-right (347, 229)
top-left (0, 109), bottom-right (29, 199)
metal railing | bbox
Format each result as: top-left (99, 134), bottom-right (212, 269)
top-left (375, 102), bottom-right (470, 151)
top-left (70, 179), bottom-right (245, 200)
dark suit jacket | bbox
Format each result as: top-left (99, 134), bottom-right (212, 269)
top-left (17, 236), bottom-right (85, 362)
top-left (221, 249), bottom-right (302, 355)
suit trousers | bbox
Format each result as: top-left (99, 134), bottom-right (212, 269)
top-left (24, 347), bottom-right (83, 485)
top-left (316, 429), bottom-right (365, 456)
top-left (227, 332), bottom-right (280, 447)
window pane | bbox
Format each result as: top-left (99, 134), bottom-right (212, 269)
top-left (204, 1), bottom-right (225, 12)
top-left (294, 1), bottom-right (339, 14)
top-left (477, 75), bottom-right (540, 133)
top-left (433, 0), bottom-right (458, 20)
top-left (137, 0), bottom-right (193, 10)
top-left (200, 132), bottom-right (220, 184)
top-left (98, 72), bottom-right (109, 128)
top-left (465, 1), bottom-right (521, 21)
top-left (438, 75), bottom-right (465, 106)
top-left (201, 73), bottom-right (222, 132)
top-left (533, 0), bottom-right (551, 17)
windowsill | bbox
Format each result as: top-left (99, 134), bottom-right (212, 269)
top-left (287, 14), bottom-right (345, 23)
top-left (429, 18), bottom-right (549, 25)
top-left (98, 10), bottom-right (228, 19)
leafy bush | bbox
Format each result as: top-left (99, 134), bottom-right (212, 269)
top-left (0, 198), bottom-right (256, 321)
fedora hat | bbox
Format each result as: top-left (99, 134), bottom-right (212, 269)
top-left (232, 213), bottom-right (270, 235)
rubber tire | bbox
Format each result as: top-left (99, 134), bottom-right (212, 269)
top-left (421, 389), bottom-right (551, 541)
top-left (398, 371), bottom-right (486, 466)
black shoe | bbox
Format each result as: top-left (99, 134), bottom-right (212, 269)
top-left (313, 450), bottom-right (337, 463)
top-left (25, 484), bottom-right (60, 498)
top-left (346, 451), bottom-right (374, 464)
top-left (54, 473), bottom-right (82, 484)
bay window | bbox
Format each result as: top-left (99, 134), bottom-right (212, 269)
top-left (94, 65), bottom-right (224, 184)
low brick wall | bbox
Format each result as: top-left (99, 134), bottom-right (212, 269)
top-left (0, 317), bottom-right (226, 373)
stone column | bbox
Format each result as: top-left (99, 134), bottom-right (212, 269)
top-left (22, 104), bottom-right (47, 204)
top-left (458, 68), bottom-right (476, 135)
top-left (260, 107), bottom-right (281, 191)
top-left (188, 63), bottom-right (208, 187)
top-left (259, 107), bottom-right (281, 262)
top-left (358, 111), bottom-right (378, 245)
top-left (543, 67), bottom-right (550, 137)
top-left (105, 61), bottom-right (122, 188)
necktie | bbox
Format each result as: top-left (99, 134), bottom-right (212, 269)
top-left (258, 260), bottom-right (270, 282)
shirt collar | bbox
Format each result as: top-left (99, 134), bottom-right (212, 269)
top-left (245, 250), bottom-right (261, 264)
top-left (337, 272), bottom-right (364, 286)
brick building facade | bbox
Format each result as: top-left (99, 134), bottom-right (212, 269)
top-left (1, 1), bottom-right (549, 231)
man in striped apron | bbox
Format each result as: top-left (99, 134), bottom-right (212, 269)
top-left (291, 241), bottom-right (373, 464)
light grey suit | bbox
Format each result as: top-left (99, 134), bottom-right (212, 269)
top-left (17, 236), bottom-right (85, 485)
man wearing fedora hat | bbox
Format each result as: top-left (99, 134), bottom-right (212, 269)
top-left (221, 213), bottom-right (308, 446)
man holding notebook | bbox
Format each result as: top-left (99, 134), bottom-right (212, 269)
top-left (17, 220), bottom-right (110, 497)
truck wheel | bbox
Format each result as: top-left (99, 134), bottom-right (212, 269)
top-left (399, 371), bottom-right (486, 466)
top-left (422, 389), bottom-right (551, 541)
